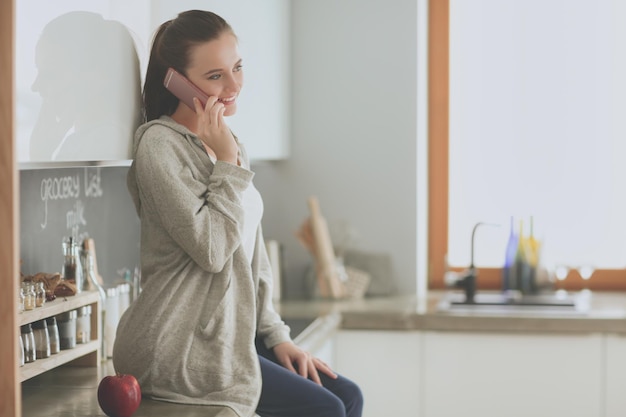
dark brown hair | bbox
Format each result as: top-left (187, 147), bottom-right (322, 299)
top-left (143, 10), bottom-right (234, 122)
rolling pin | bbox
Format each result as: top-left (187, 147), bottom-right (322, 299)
top-left (82, 238), bottom-right (105, 286)
top-left (307, 196), bottom-right (343, 299)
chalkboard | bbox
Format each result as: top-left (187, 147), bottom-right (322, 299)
top-left (19, 166), bottom-right (140, 289)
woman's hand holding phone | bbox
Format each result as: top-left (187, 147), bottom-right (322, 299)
top-left (163, 68), bottom-right (238, 165)
top-left (193, 96), bottom-right (238, 165)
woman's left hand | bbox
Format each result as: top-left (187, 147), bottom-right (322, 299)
top-left (273, 341), bottom-right (338, 386)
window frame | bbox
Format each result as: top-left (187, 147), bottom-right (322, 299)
top-left (427, 0), bottom-right (626, 292)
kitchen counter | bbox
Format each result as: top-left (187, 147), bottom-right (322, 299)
top-left (21, 290), bottom-right (626, 416)
top-left (278, 290), bottom-right (626, 334)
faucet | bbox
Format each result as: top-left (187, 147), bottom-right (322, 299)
top-left (450, 222), bottom-right (498, 304)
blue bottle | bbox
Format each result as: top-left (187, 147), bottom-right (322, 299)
top-left (502, 216), bottom-right (518, 293)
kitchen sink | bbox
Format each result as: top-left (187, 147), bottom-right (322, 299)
top-left (438, 291), bottom-right (591, 315)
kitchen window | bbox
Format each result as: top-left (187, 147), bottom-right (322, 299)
top-left (428, 0), bottom-right (626, 291)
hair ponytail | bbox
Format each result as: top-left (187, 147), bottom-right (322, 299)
top-left (143, 20), bottom-right (176, 122)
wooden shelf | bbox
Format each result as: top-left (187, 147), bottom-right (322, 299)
top-left (19, 290), bottom-right (101, 382)
top-left (20, 340), bottom-right (99, 382)
top-left (19, 291), bottom-right (100, 326)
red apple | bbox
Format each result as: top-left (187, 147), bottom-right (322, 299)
top-left (97, 373), bottom-right (142, 417)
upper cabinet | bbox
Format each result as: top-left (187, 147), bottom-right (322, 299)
top-left (15, 1), bottom-right (145, 165)
top-left (15, 0), bottom-right (290, 165)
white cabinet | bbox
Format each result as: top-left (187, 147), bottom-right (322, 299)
top-left (605, 334), bottom-right (626, 416)
top-left (334, 330), bottom-right (421, 417)
top-left (15, 2), bottom-right (143, 164)
top-left (422, 331), bottom-right (603, 417)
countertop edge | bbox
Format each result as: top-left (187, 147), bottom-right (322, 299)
top-left (280, 291), bottom-right (626, 335)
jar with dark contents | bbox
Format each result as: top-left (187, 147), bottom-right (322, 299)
top-left (62, 237), bottom-right (83, 292)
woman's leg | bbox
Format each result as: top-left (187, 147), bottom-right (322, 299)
top-left (255, 342), bottom-right (363, 417)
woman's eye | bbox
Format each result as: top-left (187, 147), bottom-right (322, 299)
top-left (234, 65), bottom-right (243, 72)
top-left (209, 74), bottom-right (221, 80)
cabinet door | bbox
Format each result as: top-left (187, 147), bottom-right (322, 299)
top-left (335, 330), bottom-right (421, 417)
top-left (422, 331), bottom-right (603, 417)
top-left (605, 334), bottom-right (626, 416)
top-left (15, 1), bottom-right (145, 163)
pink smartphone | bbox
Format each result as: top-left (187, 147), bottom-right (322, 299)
top-left (163, 67), bottom-right (209, 110)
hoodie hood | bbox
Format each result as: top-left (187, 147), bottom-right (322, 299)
top-left (132, 116), bottom-right (195, 155)
top-left (127, 116), bottom-right (198, 215)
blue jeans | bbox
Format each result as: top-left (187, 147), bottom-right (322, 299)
top-left (255, 341), bottom-right (364, 417)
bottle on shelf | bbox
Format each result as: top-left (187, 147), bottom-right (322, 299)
top-left (105, 287), bottom-right (119, 359)
top-left (57, 310), bottom-right (77, 350)
top-left (23, 283), bottom-right (36, 311)
top-left (76, 305), bottom-right (92, 344)
top-left (20, 324), bottom-right (36, 364)
top-left (32, 320), bottom-right (51, 359)
top-left (62, 236), bottom-right (83, 292)
top-left (35, 281), bottom-right (46, 308)
top-left (46, 316), bottom-right (60, 355)
top-left (18, 331), bottom-right (24, 367)
top-left (82, 250), bottom-right (107, 361)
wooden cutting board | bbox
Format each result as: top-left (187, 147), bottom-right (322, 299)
top-left (307, 196), bottom-right (343, 298)
top-left (82, 238), bottom-right (105, 286)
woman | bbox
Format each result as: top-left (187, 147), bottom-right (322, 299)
top-left (113, 10), bottom-right (363, 417)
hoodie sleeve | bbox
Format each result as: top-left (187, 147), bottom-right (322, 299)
top-left (133, 125), bottom-right (253, 273)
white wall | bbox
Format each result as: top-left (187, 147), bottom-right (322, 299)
top-left (253, 0), bottom-right (422, 298)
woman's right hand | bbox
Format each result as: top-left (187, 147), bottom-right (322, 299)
top-left (193, 96), bottom-right (239, 164)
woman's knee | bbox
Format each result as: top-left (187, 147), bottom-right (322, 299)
top-left (320, 394), bottom-right (347, 417)
top-left (341, 379), bottom-right (364, 417)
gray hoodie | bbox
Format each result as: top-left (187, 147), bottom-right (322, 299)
top-left (113, 116), bottom-right (291, 417)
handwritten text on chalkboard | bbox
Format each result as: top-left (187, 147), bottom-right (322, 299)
top-left (40, 168), bottom-right (104, 238)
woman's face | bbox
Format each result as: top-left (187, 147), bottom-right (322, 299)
top-left (185, 33), bottom-right (243, 117)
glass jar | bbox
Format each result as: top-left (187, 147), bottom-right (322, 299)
top-left (57, 310), bottom-right (77, 350)
top-left (62, 237), bottom-right (83, 292)
top-left (18, 331), bottom-right (24, 367)
top-left (46, 316), bottom-right (60, 354)
top-left (76, 305), bottom-right (91, 344)
top-left (18, 286), bottom-right (25, 313)
top-left (35, 282), bottom-right (46, 307)
top-left (32, 319), bottom-right (51, 359)
top-left (23, 283), bottom-right (36, 311)
top-left (20, 324), bottom-right (36, 363)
